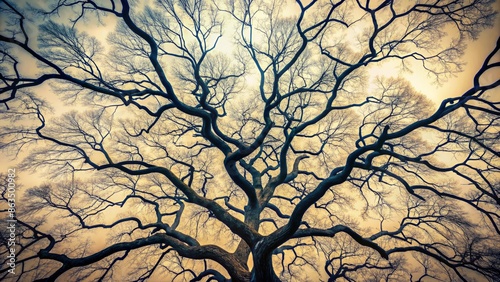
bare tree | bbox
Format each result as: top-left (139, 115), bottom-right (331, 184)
top-left (1, 0), bottom-right (499, 281)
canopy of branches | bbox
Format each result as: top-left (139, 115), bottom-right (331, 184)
top-left (0, 0), bottom-right (499, 281)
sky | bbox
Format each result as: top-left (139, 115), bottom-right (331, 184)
top-left (0, 0), bottom-right (498, 214)
top-left (0, 1), bottom-right (499, 279)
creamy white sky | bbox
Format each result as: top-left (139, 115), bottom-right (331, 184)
top-left (1, 0), bottom-right (499, 201)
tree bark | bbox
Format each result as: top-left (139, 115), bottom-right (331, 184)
top-left (251, 245), bottom-right (280, 282)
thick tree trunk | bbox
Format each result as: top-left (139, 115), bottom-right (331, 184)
top-left (251, 250), bottom-right (280, 282)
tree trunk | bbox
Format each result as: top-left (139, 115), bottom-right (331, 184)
top-left (251, 250), bottom-right (280, 282)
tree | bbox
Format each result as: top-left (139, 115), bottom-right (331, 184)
top-left (0, 0), bottom-right (499, 281)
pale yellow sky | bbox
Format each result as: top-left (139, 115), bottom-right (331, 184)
top-left (1, 0), bottom-right (499, 194)
top-left (0, 2), bottom-right (499, 281)
top-left (409, 0), bottom-right (500, 102)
